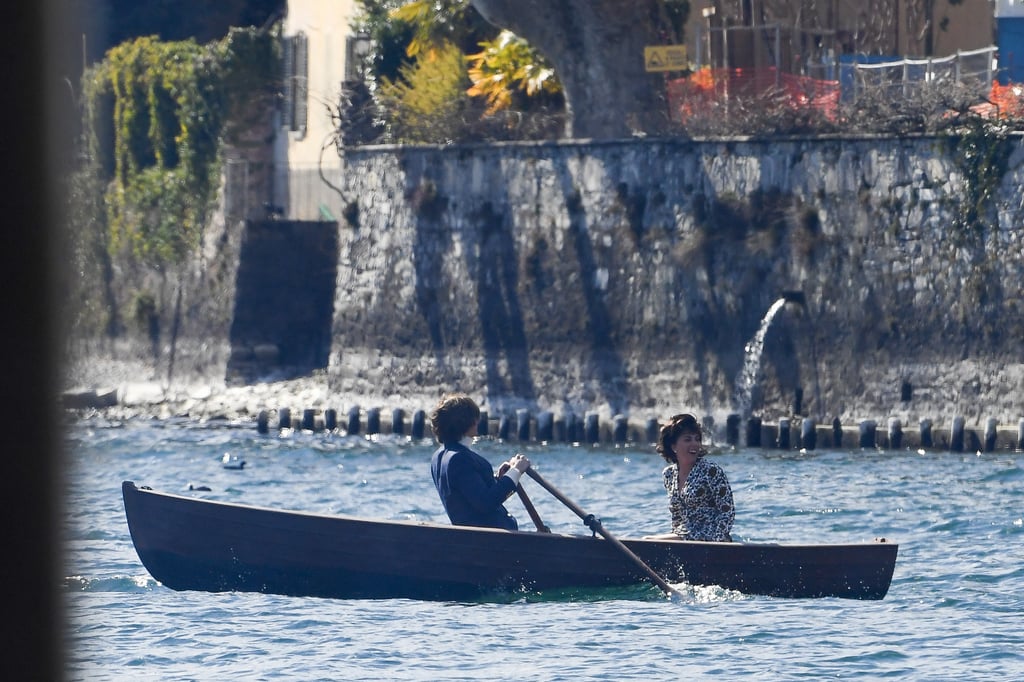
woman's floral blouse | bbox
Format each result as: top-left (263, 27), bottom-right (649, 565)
top-left (662, 456), bottom-right (735, 541)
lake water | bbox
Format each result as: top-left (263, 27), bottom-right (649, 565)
top-left (63, 416), bottom-right (1024, 680)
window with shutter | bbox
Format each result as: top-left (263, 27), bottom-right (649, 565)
top-left (282, 32), bottom-right (308, 137)
top-left (293, 32), bottom-right (308, 137)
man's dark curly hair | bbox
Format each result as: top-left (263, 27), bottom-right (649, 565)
top-left (430, 394), bottom-right (481, 443)
top-left (656, 413), bottom-right (703, 463)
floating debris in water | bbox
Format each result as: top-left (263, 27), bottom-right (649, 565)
top-left (221, 453), bottom-right (246, 470)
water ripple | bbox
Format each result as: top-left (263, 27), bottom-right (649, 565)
top-left (63, 418), bottom-right (1024, 681)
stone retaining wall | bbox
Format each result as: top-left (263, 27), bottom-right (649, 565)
top-left (319, 134), bottom-right (1024, 427)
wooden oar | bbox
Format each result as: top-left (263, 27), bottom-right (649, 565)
top-left (516, 485), bottom-right (551, 533)
top-left (524, 467), bottom-right (681, 598)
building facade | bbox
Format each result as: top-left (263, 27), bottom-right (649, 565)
top-left (277, 0), bottom-right (361, 220)
top-left (685, 0), bottom-right (995, 74)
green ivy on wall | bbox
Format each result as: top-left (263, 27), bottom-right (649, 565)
top-left (81, 27), bottom-right (279, 267)
top-left (950, 118), bottom-right (1012, 243)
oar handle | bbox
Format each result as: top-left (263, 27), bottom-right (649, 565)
top-left (524, 468), bottom-right (680, 598)
top-left (516, 485), bottom-right (550, 533)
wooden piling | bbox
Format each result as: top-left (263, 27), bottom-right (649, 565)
top-left (536, 411), bottom-right (554, 442)
top-left (800, 418), bottom-right (816, 450)
top-left (584, 413), bottom-right (599, 444)
top-left (984, 417), bottom-right (997, 452)
top-left (516, 409), bottom-right (531, 441)
top-left (950, 416), bottom-right (965, 452)
top-left (646, 418), bottom-right (661, 445)
top-left (746, 417), bottom-right (762, 448)
top-left (412, 409), bottom-right (426, 439)
top-left (726, 414), bottom-right (740, 446)
top-left (777, 418), bottom-right (791, 449)
top-left (888, 418), bottom-right (902, 450)
top-left (613, 414), bottom-right (628, 444)
top-left (859, 420), bottom-right (876, 448)
top-left (553, 415), bottom-right (567, 442)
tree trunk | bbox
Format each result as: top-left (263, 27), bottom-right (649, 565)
top-left (472, 0), bottom-right (675, 139)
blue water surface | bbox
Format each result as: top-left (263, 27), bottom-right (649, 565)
top-left (63, 417), bottom-right (1024, 680)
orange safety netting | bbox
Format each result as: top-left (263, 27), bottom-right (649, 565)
top-left (669, 68), bottom-right (1024, 123)
top-left (989, 81), bottom-right (1024, 118)
top-left (667, 67), bottom-right (840, 122)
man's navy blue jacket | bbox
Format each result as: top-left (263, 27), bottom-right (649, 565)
top-left (431, 441), bottom-right (518, 530)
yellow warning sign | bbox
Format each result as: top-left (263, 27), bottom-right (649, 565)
top-left (644, 45), bottom-right (688, 72)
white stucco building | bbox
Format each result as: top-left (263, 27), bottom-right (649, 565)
top-left (275, 0), bottom-right (362, 220)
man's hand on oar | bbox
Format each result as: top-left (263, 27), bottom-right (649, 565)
top-left (500, 455), bottom-right (550, 532)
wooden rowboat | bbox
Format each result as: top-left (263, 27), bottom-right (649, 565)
top-left (122, 481), bottom-right (898, 601)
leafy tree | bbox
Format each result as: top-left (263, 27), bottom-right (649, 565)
top-left (467, 30), bottom-right (562, 114)
top-left (471, 0), bottom-right (690, 139)
top-left (389, 0), bottom-right (493, 58)
top-left (377, 40), bottom-right (473, 143)
top-left (353, 0), bottom-right (565, 142)
top-left (358, 0), bottom-right (693, 139)
top-left (352, 0), bottom-right (417, 85)
top-left (81, 29), bottom-right (277, 267)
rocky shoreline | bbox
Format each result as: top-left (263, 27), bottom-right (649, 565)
top-left (62, 356), bottom-right (352, 424)
top-left (62, 355), bottom-right (1024, 452)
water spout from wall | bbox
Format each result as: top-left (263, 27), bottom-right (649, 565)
top-left (734, 295), bottom-right (796, 421)
top-left (733, 296), bottom-right (786, 419)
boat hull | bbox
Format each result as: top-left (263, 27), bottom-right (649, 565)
top-left (122, 481), bottom-right (897, 601)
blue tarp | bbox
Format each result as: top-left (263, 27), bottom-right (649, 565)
top-left (997, 18), bottom-right (1024, 84)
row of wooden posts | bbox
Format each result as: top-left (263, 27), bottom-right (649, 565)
top-left (257, 407), bottom-right (1024, 452)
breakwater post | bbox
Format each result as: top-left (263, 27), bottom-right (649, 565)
top-left (726, 414), bottom-right (740, 446)
top-left (412, 409), bottom-right (426, 439)
top-left (984, 417), bottom-right (997, 452)
top-left (800, 418), bottom-right (816, 450)
top-left (537, 411), bottom-right (554, 442)
top-left (584, 413), bottom-right (600, 445)
top-left (646, 418), bottom-right (660, 445)
top-left (613, 415), bottom-right (628, 444)
top-left (888, 418), bottom-right (902, 450)
top-left (250, 403), bottom-right (1024, 452)
top-left (516, 409), bottom-right (531, 441)
top-left (746, 417), bottom-right (762, 447)
top-left (950, 416), bottom-right (965, 452)
top-left (920, 418), bottom-right (933, 448)
top-left (859, 420), bottom-right (877, 448)
top-left (777, 418), bottom-right (791, 449)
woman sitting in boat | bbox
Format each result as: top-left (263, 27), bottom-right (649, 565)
top-left (648, 413), bottom-right (734, 542)
top-left (430, 394), bottom-right (531, 530)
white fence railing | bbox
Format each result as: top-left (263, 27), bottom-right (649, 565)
top-left (849, 46), bottom-right (997, 99)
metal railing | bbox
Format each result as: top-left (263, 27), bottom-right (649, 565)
top-left (849, 46), bottom-right (997, 100)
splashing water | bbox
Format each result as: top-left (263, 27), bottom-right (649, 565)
top-left (734, 297), bottom-right (787, 420)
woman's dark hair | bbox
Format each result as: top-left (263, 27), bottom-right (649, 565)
top-left (656, 413), bottom-right (703, 463)
top-left (430, 394), bottom-right (481, 443)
